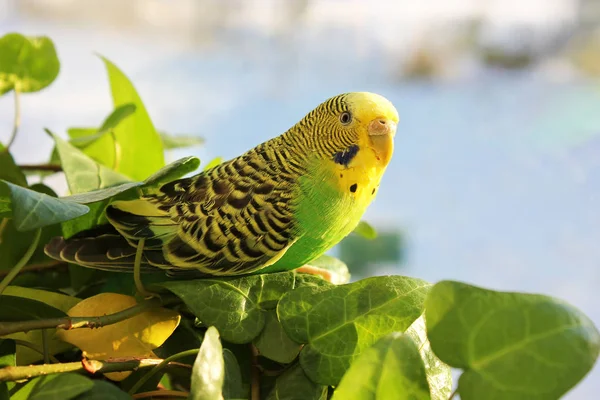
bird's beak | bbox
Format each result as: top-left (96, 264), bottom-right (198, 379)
top-left (368, 118), bottom-right (397, 165)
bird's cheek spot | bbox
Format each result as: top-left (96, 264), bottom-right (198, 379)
top-left (350, 184), bottom-right (358, 193)
top-left (371, 188), bottom-right (376, 195)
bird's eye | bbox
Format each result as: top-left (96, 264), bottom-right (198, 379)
top-left (339, 111), bottom-right (352, 125)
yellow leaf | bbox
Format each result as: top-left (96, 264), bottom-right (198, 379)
top-left (57, 293), bottom-right (180, 380)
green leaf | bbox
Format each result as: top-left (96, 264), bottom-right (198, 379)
top-left (100, 56), bottom-right (164, 180)
top-left (1, 287), bottom-right (80, 364)
top-left (353, 220), bottom-right (377, 240)
top-left (61, 182), bottom-right (141, 204)
top-left (59, 156), bottom-right (201, 204)
top-left (223, 348), bottom-right (245, 400)
top-left (307, 254), bottom-right (351, 285)
top-left (0, 144), bottom-right (26, 186)
top-left (66, 104), bottom-right (137, 170)
top-left (53, 133), bottom-right (131, 194)
top-left (73, 380), bottom-right (131, 400)
top-left (0, 295), bottom-right (67, 321)
top-left (0, 180), bottom-right (89, 231)
top-left (406, 316), bottom-right (452, 400)
top-left (0, 339), bottom-right (15, 393)
top-left (266, 363), bottom-right (327, 400)
top-left (26, 373), bottom-right (93, 400)
top-left (142, 156), bottom-right (201, 190)
top-left (254, 310), bottom-right (301, 363)
top-left (278, 275), bottom-right (430, 385)
top-left (332, 333), bottom-right (431, 400)
top-left (203, 157), bottom-right (223, 171)
top-left (0, 33), bottom-right (59, 95)
top-left (157, 271), bottom-right (331, 343)
top-left (191, 326), bottom-right (224, 400)
top-left (160, 131), bottom-right (205, 150)
top-left (425, 280), bottom-right (600, 400)
top-left (0, 143), bottom-right (26, 217)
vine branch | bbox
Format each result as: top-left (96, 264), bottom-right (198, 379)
top-left (0, 357), bottom-right (165, 382)
top-left (0, 260), bottom-right (66, 278)
top-left (127, 349), bottom-right (197, 395)
top-left (17, 164), bottom-right (63, 172)
top-left (0, 228), bottom-right (42, 295)
top-left (6, 85), bottom-right (21, 150)
top-left (0, 297), bottom-right (163, 337)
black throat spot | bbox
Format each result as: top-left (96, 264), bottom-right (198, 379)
top-left (333, 144), bottom-right (359, 167)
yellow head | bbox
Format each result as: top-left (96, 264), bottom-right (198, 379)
top-left (297, 92), bottom-right (399, 167)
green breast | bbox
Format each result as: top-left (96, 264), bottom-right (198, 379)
top-left (261, 160), bottom-right (368, 273)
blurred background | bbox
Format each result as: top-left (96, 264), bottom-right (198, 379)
top-left (1, 0), bottom-right (599, 397)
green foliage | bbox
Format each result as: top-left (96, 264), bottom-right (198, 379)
top-left (278, 276), bottom-right (430, 385)
top-left (190, 326), bottom-right (225, 400)
top-left (0, 33), bottom-right (59, 95)
top-left (332, 333), bottom-right (431, 400)
top-left (0, 31), bottom-right (598, 400)
top-left (425, 281), bottom-right (600, 400)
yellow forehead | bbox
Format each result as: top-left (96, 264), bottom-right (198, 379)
top-left (344, 92), bottom-right (399, 124)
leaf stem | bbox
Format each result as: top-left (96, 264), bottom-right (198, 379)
top-left (250, 343), bottom-right (260, 400)
top-left (17, 164), bottom-right (63, 172)
top-left (0, 357), bottom-right (164, 382)
top-left (0, 218), bottom-right (8, 243)
top-left (132, 390), bottom-right (190, 399)
top-left (11, 339), bottom-right (60, 363)
top-left (134, 238), bottom-right (154, 298)
top-left (0, 228), bottom-right (42, 295)
top-left (128, 348), bottom-right (198, 395)
top-left (448, 387), bottom-right (458, 400)
top-left (0, 260), bottom-right (66, 278)
top-left (0, 297), bottom-right (162, 336)
top-left (6, 85), bottom-right (21, 150)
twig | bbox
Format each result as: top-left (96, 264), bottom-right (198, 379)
top-left (6, 84), bottom-right (21, 150)
top-left (0, 218), bottom-right (9, 243)
top-left (11, 339), bottom-right (60, 363)
top-left (132, 390), bottom-right (189, 399)
top-left (250, 343), bottom-right (260, 400)
top-left (0, 357), bottom-right (164, 382)
top-left (0, 260), bottom-right (67, 278)
top-left (0, 297), bottom-right (162, 336)
top-left (128, 349), bottom-right (198, 395)
top-left (448, 387), bottom-right (458, 400)
top-left (0, 228), bottom-right (42, 294)
top-left (17, 164), bottom-right (63, 172)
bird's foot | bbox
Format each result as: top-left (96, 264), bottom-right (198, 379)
top-left (295, 265), bottom-right (334, 283)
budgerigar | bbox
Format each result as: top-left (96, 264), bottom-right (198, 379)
top-left (45, 92), bottom-right (399, 277)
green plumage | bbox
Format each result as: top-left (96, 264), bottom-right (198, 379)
top-left (45, 92), bottom-right (399, 276)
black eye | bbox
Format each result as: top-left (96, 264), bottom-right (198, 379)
top-left (339, 111), bottom-right (352, 125)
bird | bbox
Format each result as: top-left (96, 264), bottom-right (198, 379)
top-left (45, 92), bottom-right (399, 278)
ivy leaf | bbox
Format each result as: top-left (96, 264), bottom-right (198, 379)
top-left (425, 280), bottom-right (600, 400)
top-left (266, 364), bottom-right (327, 400)
top-left (353, 220), bottom-right (377, 240)
top-left (406, 316), bottom-right (452, 400)
top-left (100, 56), bottom-right (164, 180)
top-left (0, 143), bottom-right (26, 186)
top-left (11, 374), bottom-right (93, 400)
top-left (0, 180), bottom-right (89, 231)
top-left (160, 131), bottom-right (205, 150)
top-left (72, 381), bottom-right (131, 400)
top-left (190, 326), bottom-right (224, 400)
top-left (0, 33), bottom-right (59, 95)
top-left (223, 348), bottom-right (245, 400)
top-left (156, 271), bottom-right (331, 343)
top-left (53, 133), bottom-right (131, 194)
top-left (254, 310), bottom-right (302, 364)
top-left (277, 276), bottom-right (430, 385)
top-left (0, 295), bottom-right (67, 321)
top-left (332, 333), bottom-right (431, 400)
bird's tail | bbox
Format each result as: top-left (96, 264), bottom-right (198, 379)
top-left (44, 198), bottom-right (176, 273)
